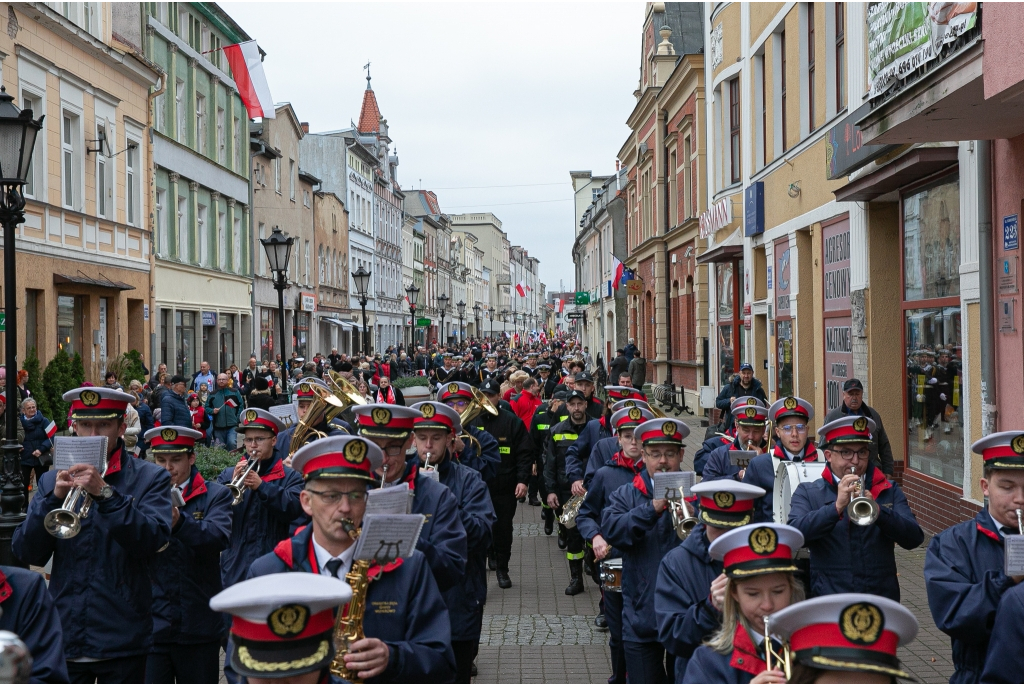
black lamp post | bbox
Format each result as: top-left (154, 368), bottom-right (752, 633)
top-left (405, 283), bottom-right (419, 350)
top-left (353, 265), bottom-right (371, 355)
top-left (260, 225), bottom-right (294, 398)
top-left (0, 88), bottom-right (43, 564)
top-left (456, 300), bottom-right (466, 346)
top-left (501, 308), bottom-right (508, 340)
top-left (437, 293), bottom-right (449, 347)
top-left (473, 303), bottom-right (481, 342)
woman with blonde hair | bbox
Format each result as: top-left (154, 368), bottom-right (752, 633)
top-left (684, 523), bottom-right (806, 684)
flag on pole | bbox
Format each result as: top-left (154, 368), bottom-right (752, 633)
top-left (223, 41), bottom-right (275, 119)
top-left (557, 299), bottom-right (564, 314)
top-left (612, 255), bottom-right (625, 290)
top-left (515, 281), bottom-right (526, 297)
top-left (45, 419), bottom-right (57, 439)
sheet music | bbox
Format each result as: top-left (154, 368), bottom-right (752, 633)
top-left (1006, 536), bottom-right (1024, 576)
top-left (728, 450), bottom-right (759, 467)
top-left (268, 403), bottom-right (298, 428)
top-left (352, 514), bottom-right (425, 563)
top-left (365, 483), bottom-right (413, 515)
top-left (652, 471), bottom-right (696, 499)
top-left (53, 436), bottom-right (108, 472)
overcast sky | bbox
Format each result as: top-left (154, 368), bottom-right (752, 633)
top-left (228, 2), bottom-right (645, 294)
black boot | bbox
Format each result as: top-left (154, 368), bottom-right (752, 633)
top-left (488, 555), bottom-right (497, 571)
top-left (565, 559), bottom-right (585, 595)
top-left (543, 508), bottom-right (554, 535)
top-left (594, 614), bottom-right (608, 630)
top-left (558, 529), bottom-right (567, 550)
top-left (497, 569), bottom-right (512, 589)
top-left (529, 495), bottom-right (541, 506)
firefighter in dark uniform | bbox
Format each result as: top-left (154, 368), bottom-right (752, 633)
top-left (926, 431), bottom-right (1024, 683)
top-left (145, 426), bottom-right (232, 683)
top-left (0, 565), bottom-right (67, 682)
top-left (248, 435), bottom-right (456, 682)
top-left (535, 364), bottom-right (557, 399)
top-left (573, 371), bottom-right (605, 421)
top-left (788, 416), bottom-right (924, 602)
top-left (477, 377), bottom-right (533, 589)
top-left (530, 391), bottom-right (567, 532)
top-left (216, 409), bottom-right (305, 590)
top-left (702, 399), bottom-right (770, 481)
top-left (576, 405), bottom-right (654, 683)
top-left (273, 377), bottom-right (349, 465)
top-left (13, 387), bottom-right (171, 683)
top-left (544, 390), bottom-right (592, 595)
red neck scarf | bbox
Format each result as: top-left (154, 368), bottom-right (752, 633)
top-left (105, 445), bottom-right (124, 476)
top-left (183, 468), bottom-right (208, 502)
top-left (612, 450), bottom-right (642, 474)
top-left (376, 385), bottom-right (396, 404)
top-left (771, 441), bottom-right (818, 462)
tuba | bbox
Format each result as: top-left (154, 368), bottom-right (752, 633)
top-left (847, 467), bottom-right (880, 526)
top-left (44, 451), bottom-right (108, 539)
top-left (559, 491), bottom-right (587, 528)
top-left (330, 519), bottom-right (371, 683)
top-left (289, 377), bottom-right (366, 457)
top-left (457, 386), bottom-right (500, 455)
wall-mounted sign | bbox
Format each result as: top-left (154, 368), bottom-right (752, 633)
top-left (699, 198), bottom-right (732, 239)
top-left (300, 293), bottom-right (316, 312)
top-left (625, 279), bottom-right (643, 295)
top-left (1005, 215), bottom-right (1019, 251)
top-left (201, 311), bottom-right (217, 327)
top-left (143, 304), bottom-right (149, 321)
top-left (744, 182), bottom-right (764, 236)
top-left (999, 257), bottom-right (1018, 295)
top-left (774, 238), bottom-right (792, 316)
top-left (824, 317), bottom-right (854, 410)
top-left (1000, 298), bottom-right (1016, 332)
top-left (825, 103), bottom-right (899, 180)
top-left (823, 220), bottom-right (851, 311)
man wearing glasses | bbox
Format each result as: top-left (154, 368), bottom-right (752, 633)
top-left (216, 408), bottom-right (304, 590)
top-left (787, 415), bottom-right (923, 601)
top-left (743, 396), bottom-right (822, 523)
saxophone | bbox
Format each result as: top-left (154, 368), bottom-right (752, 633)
top-left (329, 519), bottom-right (372, 683)
top-left (558, 491), bottom-right (587, 528)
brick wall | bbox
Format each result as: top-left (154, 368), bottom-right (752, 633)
top-left (899, 466), bottom-right (982, 533)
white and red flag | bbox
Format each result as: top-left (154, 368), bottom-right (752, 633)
top-left (557, 299), bottom-right (565, 314)
top-left (223, 41), bottom-right (275, 119)
top-left (515, 281), bottom-right (527, 297)
top-left (612, 255), bottom-right (625, 290)
top-left (45, 419), bottom-right (57, 438)
top-left (225, 398), bottom-right (239, 408)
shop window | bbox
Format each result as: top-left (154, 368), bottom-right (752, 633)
top-left (260, 308), bottom-right (275, 362)
top-left (175, 310), bottom-right (196, 377)
top-left (25, 289), bottom-right (41, 354)
top-left (293, 311), bottom-right (310, 358)
top-left (716, 260), bottom-right (744, 383)
top-left (904, 177), bottom-right (961, 301)
top-left (220, 313), bottom-right (235, 372)
top-left (57, 295), bottom-right (82, 355)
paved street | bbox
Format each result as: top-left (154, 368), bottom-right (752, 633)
top-left (476, 414), bottom-right (956, 684)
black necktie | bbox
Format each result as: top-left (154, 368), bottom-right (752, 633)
top-left (1001, 527), bottom-right (1017, 537)
top-left (324, 558), bottom-right (344, 578)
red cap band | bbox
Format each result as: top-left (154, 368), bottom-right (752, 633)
top-left (723, 544), bottom-right (793, 569)
top-left (244, 416), bottom-right (280, 435)
top-left (71, 397), bottom-right (128, 414)
top-left (790, 624), bottom-right (899, 656)
top-left (231, 609), bottom-right (335, 642)
top-left (640, 429), bottom-right (682, 443)
top-left (357, 414), bottom-right (415, 430)
top-left (699, 495), bottom-right (756, 513)
top-left (824, 425), bottom-right (871, 442)
top-left (302, 453), bottom-right (373, 478)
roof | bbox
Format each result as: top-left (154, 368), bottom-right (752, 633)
top-left (357, 85), bottom-right (381, 134)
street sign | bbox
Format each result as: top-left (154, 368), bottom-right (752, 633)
top-left (416, 317), bottom-right (431, 327)
top-left (566, 312), bottom-right (584, 320)
top-left (0, 311), bottom-right (6, 332)
top-left (574, 291), bottom-right (590, 305)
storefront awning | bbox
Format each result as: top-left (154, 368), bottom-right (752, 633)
top-left (54, 273), bottom-right (136, 290)
top-left (697, 228), bottom-right (744, 264)
top-left (323, 318), bottom-right (358, 329)
top-left (833, 147), bottom-right (959, 203)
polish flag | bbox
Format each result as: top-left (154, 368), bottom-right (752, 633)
top-left (612, 256), bottom-right (625, 290)
top-left (515, 281), bottom-right (526, 297)
top-left (557, 299), bottom-right (565, 314)
top-left (45, 420), bottom-right (57, 438)
top-left (225, 398), bottom-right (239, 408)
top-left (223, 41), bottom-right (276, 119)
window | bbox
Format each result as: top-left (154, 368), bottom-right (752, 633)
top-left (260, 308), bottom-right (275, 361)
top-left (21, 92), bottom-right (42, 199)
top-left (807, 3), bottom-right (816, 131)
top-left (289, 159), bottom-right (295, 201)
top-left (760, 54), bottom-right (768, 167)
top-left (57, 294), bottom-right (83, 355)
top-left (96, 124), bottom-right (109, 218)
top-left (210, 35), bottom-right (222, 69)
top-left (319, 246), bottom-right (325, 282)
top-left (195, 93), bottom-right (206, 154)
top-left (177, 195), bottom-right (188, 261)
top-left (156, 189), bottom-right (167, 254)
top-left (835, 2), bottom-right (846, 111)
top-left (258, 222), bottom-right (266, 276)
top-left (216, 107), bottom-right (225, 164)
top-left (218, 211), bottom-right (227, 270)
top-left (233, 217), bottom-right (241, 273)
top-left (903, 176), bottom-right (961, 302)
top-left (780, 30), bottom-right (788, 152)
top-left (304, 240), bottom-right (311, 284)
top-left (729, 78), bottom-right (740, 184)
top-left (188, 15), bottom-right (202, 53)
top-left (126, 140), bottom-right (139, 225)
top-left (175, 79), bottom-right (186, 144)
top-left (274, 157), bottom-right (281, 193)
top-left (154, 90), bottom-right (165, 133)
top-left (61, 112), bottom-right (78, 209)
top-left (683, 135), bottom-right (692, 218)
top-left (198, 204), bottom-right (208, 266)
top-left (177, 7), bottom-right (188, 39)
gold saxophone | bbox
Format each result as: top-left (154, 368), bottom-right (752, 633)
top-left (330, 519), bottom-right (372, 683)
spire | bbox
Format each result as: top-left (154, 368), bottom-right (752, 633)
top-left (357, 64), bottom-right (382, 134)
top-left (364, 60), bottom-right (371, 89)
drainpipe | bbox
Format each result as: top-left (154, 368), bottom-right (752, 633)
top-left (977, 140), bottom-right (996, 435)
top-left (662, 111), bottom-right (673, 387)
top-left (147, 74), bottom-right (165, 367)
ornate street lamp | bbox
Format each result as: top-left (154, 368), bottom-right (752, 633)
top-left (501, 309), bottom-right (508, 338)
top-left (437, 293), bottom-right (449, 346)
top-left (456, 300), bottom-right (466, 345)
top-left (472, 303), bottom-right (481, 342)
top-left (260, 226), bottom-right (294, 398)
top-left (352, 265), bottom-right (372, 354)
top-left (0, 87), bottom-right (44, 563)
top-left (405, 283), bottom-right (420, 350)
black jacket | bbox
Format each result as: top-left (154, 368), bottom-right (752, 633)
top-left (20, 412), bottom-right (52, 468)
top-left (823, 402), bottom-right (895, 476)
top-left (543, 417), bottom-right (588, 497)
top-left (470, 407), bottom-right (533, 490)
top-left (714, 376), bottom-right (768, 431)
top-left (609, 355), bottom-right (629, 381)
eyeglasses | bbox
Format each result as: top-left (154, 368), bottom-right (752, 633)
top-left (446, 399), bottom-right (469, 409)
top-left (779, 424), bottom-right (808, 434)
top-left (306, 489), bottom-right (366, 505)
top-left (832, 448), bottom-right (870, 461)
top-left (383, 445), bottom-right (406, 456)
top-left (242, 437), bottom-right (272, 446)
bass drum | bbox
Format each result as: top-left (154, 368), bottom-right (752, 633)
top-left (773, 460), bottom-right (826, 524)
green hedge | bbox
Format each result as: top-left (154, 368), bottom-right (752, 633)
top-left (195, 445), bottom-right (240, 481)
top-left (394, 376), bottom-right (429, 389)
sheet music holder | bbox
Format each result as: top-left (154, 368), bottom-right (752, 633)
top-left (352, 514), bottom-right (425, 564)
top-left (652, 471), bottom-right (696, 499)
top-left (53, 436), bottom-right (108, 472)
top-left (365, 483), bottom-right (413, 515)
top-left (728, 450), bottom-right (759, 468)
top-left (268, 403), bottom-right (298, 428)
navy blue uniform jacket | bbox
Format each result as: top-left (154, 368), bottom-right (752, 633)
top-left (683, 636), bottom-right (762, 684)
top-left (159, 391), bottom-right (192, 428)
top-left (982, 580), bottom-right (1024, 683)
top-left (565, 416), bottom-right (612, 484)
top-left (249, 525), bottom-right (456, 683)
top-left (582, 437), bottom-right (621, 491)
top-left (742, 443), bottom-right (821, 523)
top-left (455, 423), bottom-right (501, 484)
top-left (216, 454), bottom-right (304, 587)
top-left (693, 433), bottom-right (731, 477)
top-left (381, 461), bottom-right (467, 593)
top-left (12, 443), bottom-right (172, 659)
top-left (703, 438), bottom-right (767, 482)
top-left (19, 412), bottom-right (52, 468)
top-left (437, 454), bottom-right (495, 642)
top-left (151, 467), bottom-right (232, 646)
top-left (787, 463), bottom-right (923, 601)
top-left (656, 523), bottom-right (723, 680)
top-left (602, 470), bottom-right (683, 643)
top-left (925, 511), bottom-right (1013, 683)
top-left (576, 451), bottom-right (639, 547)
top-left (0, 565), bottom-right (68, 683)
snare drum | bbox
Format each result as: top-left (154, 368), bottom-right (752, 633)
top-left (773, 460), bottom-right (826, 524)
top-left (600, 558), bottom-right (623, 592)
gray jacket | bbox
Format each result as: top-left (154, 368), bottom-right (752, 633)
top-left (823, 402), bottom-right (894, 476)
top-left (628, 357), bottom-right (646, 389)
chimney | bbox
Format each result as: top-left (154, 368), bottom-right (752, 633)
top-left (300, 122), bottom-right (309, 133)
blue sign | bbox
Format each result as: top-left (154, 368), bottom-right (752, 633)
top-left (201, 311), bottom-right (217, 327)
top-left (767, 266), bottom-right (773, 290)
top-left (744, 182), bottom-right (765, 236)
top-left (1004, 215), bottom-right (1019, 251)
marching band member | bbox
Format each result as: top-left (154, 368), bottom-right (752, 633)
top-left (410, 402), bottom-right (496, 683)
top-left (273, 377), bottom-right (348, 464)
top-left (703, 400), bottom-right (770, 481)
top-left (249, 435), bottom-right (456, 682)
top-left (769, 593), bottom-right (918, 684)
top-left (982, 579), bottom-right (1024, 683)
top-left (544, 390), bottom-right (592, 594)
top-left (565, 386), bottom-right (642, 500)
top-left (656, 480), bottom-right (766, 681)
top-left (925, 431), bottom-right (1024, 682)
top-left (438, 382), bottom-right (501, 484)
top-left (683, 523), bottom-right (805, 684)
top-left (217, 409), bottom-right (304, 590)
top-left (602, 417), bottom-right (691, 683)
top-left (579, 399), bottom-right (653, 490)
top-left (529, 390), bottom-right (568, 534)
top-left (692, 396), bottom-right (745, 477)
top-left (351, 403), bottom-right (468, 593)
top-left (475, 354), bottom-right (501, 387)
top-left (788, 416), bottom-right (923, 601)
top-left (743, 397), bottom-right (821, 523)
top-left (13, 387), bottom-right (171, 682)
top-left (212, 573), bottom-right (352, 684)
top-left (576, 405), bottom-right (654, 684)
top-left (145, 426), bottom-right (232, 684)
top-left (0, 565), bottom-right (67, 682)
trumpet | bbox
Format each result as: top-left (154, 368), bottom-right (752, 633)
top-left (559, 491), bottom-right (587, 528)
top-left (171, 486), bottom-right (186, 508)
top-left (764, 615), bottom-right (792, 680)
top-left (1017, 508), bottom-right (1023, 535)
top-left (847, 467), bottom-right (880, 526)
top-left (666, 490), bottom-right (698, 540)
top-left (421, 451), bottom-right (436, 473)
top-left (226, 456), bottom-right (259, 506)
top-left (44, 455), bottom-right (108, 539)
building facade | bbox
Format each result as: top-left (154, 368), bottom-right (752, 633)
top-left (451, 212), bottom-right (512, 336)
top-left (313, 189), bottom-right (350, 354)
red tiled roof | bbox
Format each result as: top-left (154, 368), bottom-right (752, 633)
top-left (357, 87), bottom-right (381, 134)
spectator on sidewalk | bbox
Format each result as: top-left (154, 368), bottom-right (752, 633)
top-left (714, 363), bottom-right (768, 433)
top-left (823, 378), bottom-right (895, 477)
top-left (623, 338), bottom-right (638, 361)
top-left (246, 376), bottom-right (276, 410)
top-left (628, 354), bottom-right (646, 389)
top-left (191, 361), bottom-right (215, 394)
top-left (160, 375), bottom-right (193, 428)
top-left (19, 397), bottom-right (51, 502)
top-left (609, 349), bottom-right (629, 382)
top-left (206, 373), bottom-right (244, 450)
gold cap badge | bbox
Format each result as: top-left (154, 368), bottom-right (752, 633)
top-left (267, 604), bottom-right (309, 638)
top-left (161, 428), bottom-right (178, 442)
top-left (714, 492), bottom-right (736, 509)
top-left (80, 390), bottom-right (100, 407)
top-left (421, 404), bottom-right (436, 419)
top-left (245, 409), bottom-right (258, 423)
top-left (371, 408), bottom-right (392, 426)
top-left (344, 439), bottom-right (367, 464)
top-left (839, 603), bottom-right (884, 645)
top-left (749, 527), bottom-right (778, 555)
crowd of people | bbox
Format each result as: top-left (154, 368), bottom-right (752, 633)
top-left (0, 336), bottom-right (1021, 684)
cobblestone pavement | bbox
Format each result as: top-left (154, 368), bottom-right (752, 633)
top-left (475, 414), bottom-right (956, 683)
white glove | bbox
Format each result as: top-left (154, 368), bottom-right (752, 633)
top-left (927, 377), bottom-right (938, 385)
top-left (940, 393), bottom-right (947, 401)
top-left (916, 394), bottom-right (925, 403)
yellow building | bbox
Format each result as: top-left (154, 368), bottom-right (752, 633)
top-left (0, 3), bottom-right (159, 381)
